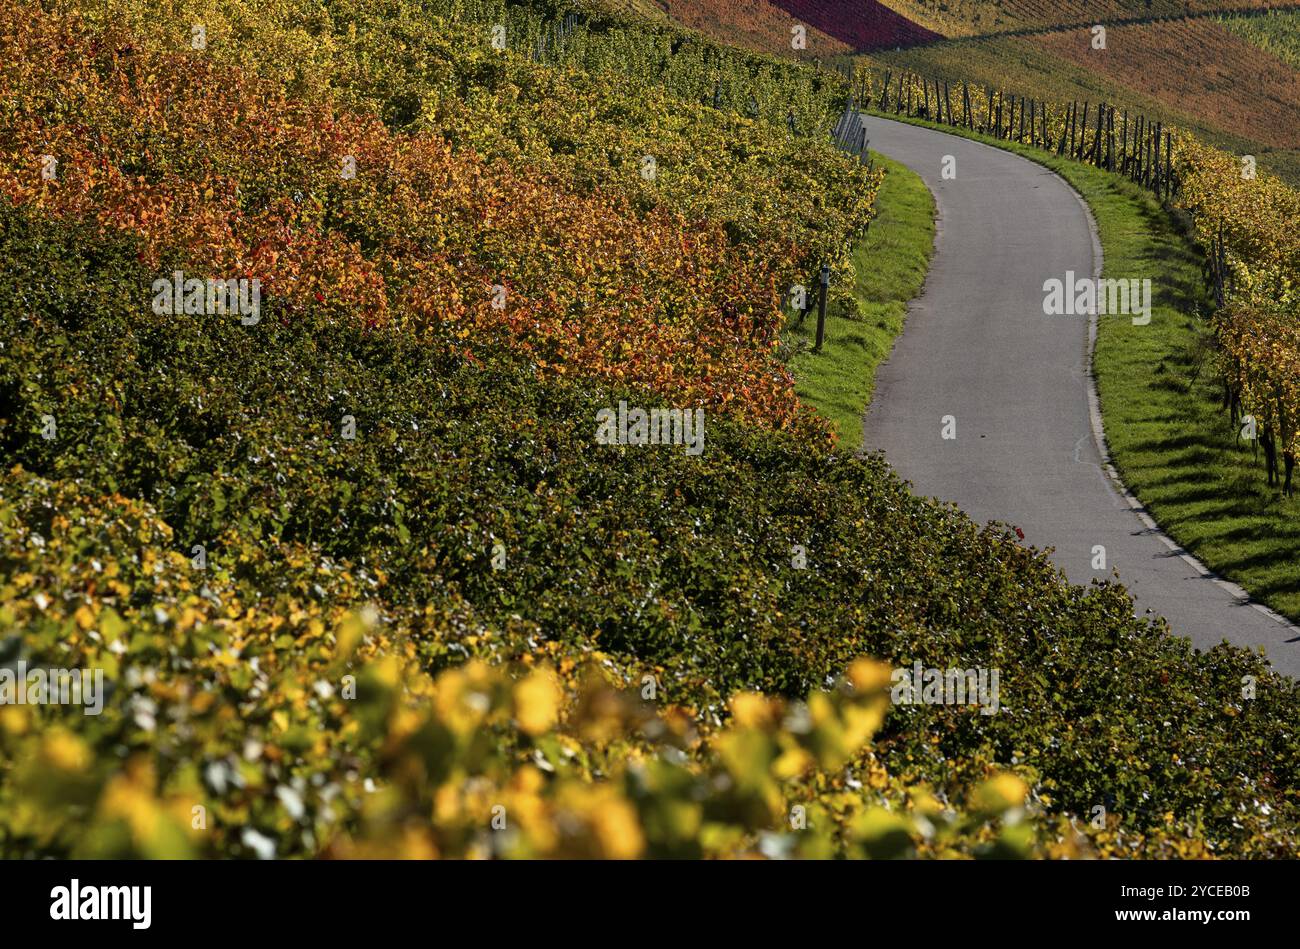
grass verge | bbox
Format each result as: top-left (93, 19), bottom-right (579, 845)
top-left (786, 152), bottom-right (935, 450)
top-left (859, 112), bottom-right (1300, 622)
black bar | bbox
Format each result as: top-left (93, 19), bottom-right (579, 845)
top-left (0, 858), bottom-right (1288, 936)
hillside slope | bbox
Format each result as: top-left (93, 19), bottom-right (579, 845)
top-left (3, 0), bottom-right (1300, 860)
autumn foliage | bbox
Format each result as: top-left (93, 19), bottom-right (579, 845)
top-left (0, 2), bottom-right (880, 435)
top-left (4, 0), bottom-right (1300, 861)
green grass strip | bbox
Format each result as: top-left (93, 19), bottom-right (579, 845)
top-left (787, 152), bottom-right (935, 450)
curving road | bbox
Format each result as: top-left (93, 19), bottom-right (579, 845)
top-left (861, 116), bottom-right (1300, 677)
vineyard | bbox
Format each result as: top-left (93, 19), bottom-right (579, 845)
top-left (652, 2), bottom-right (1300, 185)
top-left (1221, 7), bottom-right (1300, 66)
top-left (653, 0), bottom-right (1296, 48)
top-left (873, 0), bottom-right (1288, 36)
top-left (1176, 136), bottom-right (1300, 494)
top-left (1029, 18), bottom-right (1300, 151)
top-left (846, 66), bottom-right (1181, 193)
top-left (2, 0), bottom-right (885, 434)
top-left (1216, 306), bottom-right (1300, 494)
top-left (657, 0), bottom-right (850, 57)
top-left (3, 0), bottom-right (1300, 862)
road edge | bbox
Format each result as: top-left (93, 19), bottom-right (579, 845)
top-left (869, 113), bottom-right (1300, 653)
top-left (1068, 181), bottom-right (1300, 644)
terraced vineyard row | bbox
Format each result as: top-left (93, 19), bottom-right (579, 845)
top-left (1031, 17), bottom-right (1300, 150)
top-left (877, 0), bottom-right (1288, 36)
top-left (1220, 7), bottom-right (1300, 66)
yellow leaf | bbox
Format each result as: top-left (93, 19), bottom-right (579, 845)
top-left (970, 773), bottom-right (1027, 815)
top-left (514, 668), bottom-right (561, 736)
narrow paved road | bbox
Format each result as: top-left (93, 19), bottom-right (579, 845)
top-left (862, 117), bottom-right (1300, 676)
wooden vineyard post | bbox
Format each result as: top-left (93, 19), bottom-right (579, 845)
top-left (880, 70), bottom-right (891, 110)
top-left (1152, 124), bottom-right (1159, 188)
top-left (1106, 106), bottom-right (1115, 171)
top-left (1219, 224), bottom-right (1228, 302)
top-left (1144, 122), bottom-right (1153, 187)
top-left (1152, 122), bottom-right (1162, 196)
top-left (1145, 116), bottom-right (1153, 183)
top-left (1029, 99), bottom-right (1036, 146)
top-left (1142, 116), bottom-right (1151, 183)
top-left (1138, 120), bottom-right (1145, 184)
top-left (1089, 104), bottom-right (1099, 165)
top-left (1154, 124), bottom-right (1164, 193)
top-left (895, 73), bottom-right (904, 114)
top-left (1134, 115), bottom-right (1144, 181)
top-left (944, 82), bottom-right (954, 126)
top-left (1149, 122), bottom-right (1157, 188)
top-left (814, 263), bottom-right (829, 353)
top-left (1120, 110), bottom-right (1128, 174)
top-left (1165, 130), bottom-right (1173, 201)
top-left (1093, 103), bottom-right (1104, 165)
top-left (962, 82), bottom-right (971, 129)
top-left (985, 88), bottom-right (994, 132)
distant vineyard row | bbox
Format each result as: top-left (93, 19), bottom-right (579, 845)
top-left (876, 0), bottom-right (1289, 38)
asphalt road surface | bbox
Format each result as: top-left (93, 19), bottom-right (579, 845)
top-left (862, 116), bottom-right (1300, 677)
